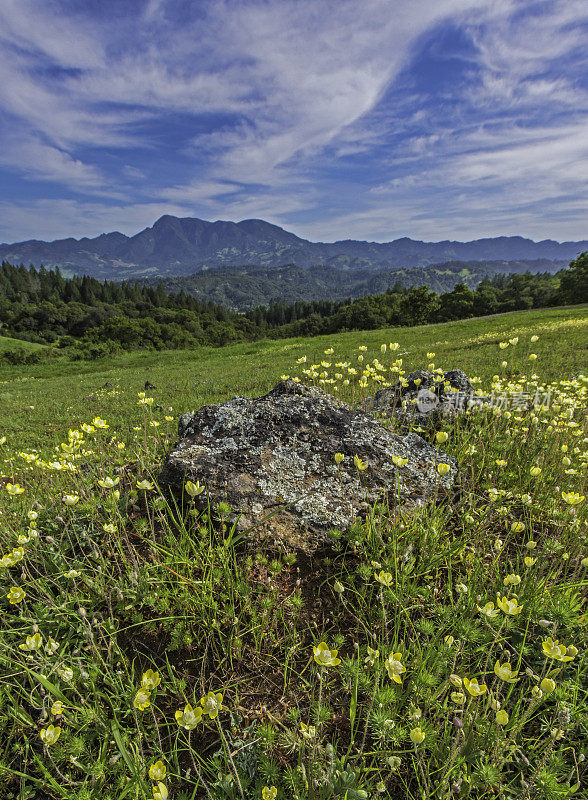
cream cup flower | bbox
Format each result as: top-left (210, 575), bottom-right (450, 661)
top-left (384, 652), bottom-right (406, 684)
top-left (58, 666), bottom-right (73, 681)
top-left (451, 692), bottom-right (465, 704)
top-left (141, 670), bottom-right (161, 690)
top-left (353, 455), bottom-right (368, 471)
top-left (540, 677), bottom-right (556, 693)
top-left (494, 661), bottom-right (519, 683)
top-left (562, 492), bottom-right (584, 505)
top-left (39, 725), bottom-right (61, 746)
top-left (200, 691), bottom-right (224, 719)
top-left (436, 431), bottom-right (449, 443)
top-left (151, 782), bottom-right (168, 800)
top-left (463, 677), bottom-right (487, 697)
top-left (133, 688), bottom-right (151, 710)
top-left (7, 586), bottom-right (26, 604)
top-left (149, 761), bottom-right (167, 781)
top-left (45, 638), bottom-right (59, 655)
top-left (375, 570), bottom-right (393, 587)
top-left (51, 701), bottom-right (64, 715)
top-left (542, 637), bottom-right (576, 662)
top-left (313, 642), bottom-right (341, 668)
top-left (62, 495), bottom-right (79, 506)
top-left (97, 476), bottom-right (119, 489)
top-left (496, 595), bottom-right (524, 616)
top-left (496, 709), bottom-right (509, 725)
top-left (20, 633), bottom-right (43, 651)
top-left (477, 601), bottom-right (499, 619)
top-left (262, 788), bottom-right (278, 800)
top-left (185, 480), bottom-right (205, 497)
top-left (136, 480), bottom-right (154, 491)
top-left (437, 463), bottom-right (451, 476)
top-left (175, 703), bottom-right (203, 729)
top-left (410, 727), bottom-right (425, 745)
top-left (6, 483), bottom-right (25, 495)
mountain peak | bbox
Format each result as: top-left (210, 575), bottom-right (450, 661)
top-left (0, 216), bottom-right (585, 281)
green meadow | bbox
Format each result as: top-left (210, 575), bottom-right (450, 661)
top-left (0, 304), bottom-right (586, 800)
top-left (1, 304), bottom-right (586, 452)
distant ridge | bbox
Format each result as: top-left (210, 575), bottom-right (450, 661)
top-left (1, 215), bottom-right (586, 281)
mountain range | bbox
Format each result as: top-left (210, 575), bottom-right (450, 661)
top-left (1, 215), bottom-right (586, 281)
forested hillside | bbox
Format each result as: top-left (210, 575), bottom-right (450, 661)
top-left (1, 253), bottom-right (585, 359)
top-left (150, 259), bottom-right (562, 310)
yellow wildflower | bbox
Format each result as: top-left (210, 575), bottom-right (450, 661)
top-left (151, 782), bottom-right (168, 800)
top-left (542, 637), bottom-right (576, 662)
top-left (7, 586), bottom-right (26, 604)
top-left (185, 480), bottom-right (205, 497)
top-left (20, 633), bottom-right (43, 651)
top-left (149, 761), bottom-right (167, 781)
top-left (384, 652), bottom-right (406, 684)
top-left (374, 570), bottom-right (393, 587)
top-left (313, 642), bottom-right (341, 668)
top-left (175, 703), bottom-right (203, 729)
top-left (39, 725), bottom-right (61, 746)
top-left (200, 691), bottom-right (224, 719)
top-left (496, 595), bottom-right (524, 615)
top-left (141, 670), bottom-right (161, 690)
top-left (494, 661), bottom-right (519, 683)
top-left (463, 677), bottom-right (487, 697)
top-left (133, 688), bottom-right (151, 710)
top-left (409, 727), bottom-right (425, 745)
top-left (561, 492), bottom-right (584, 505)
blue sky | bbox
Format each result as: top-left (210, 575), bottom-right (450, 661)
top-left (0, 0), bottom-right (586, 243)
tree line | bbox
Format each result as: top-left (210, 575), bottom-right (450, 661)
top-left (0, 253), bottom-right (585, 359)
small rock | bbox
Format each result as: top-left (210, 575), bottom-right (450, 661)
top-left (366, 369), bottom-right (486, 427)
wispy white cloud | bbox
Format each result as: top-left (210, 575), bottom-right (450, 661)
top-left (0, 0), bottom-right (586, 241)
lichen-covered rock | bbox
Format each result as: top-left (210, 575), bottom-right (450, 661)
top-left (366, 369), bottom-right (484, 427)
top-left (159, 380), bottom-right (457, 552)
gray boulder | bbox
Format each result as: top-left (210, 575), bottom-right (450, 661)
top-left (366, 369), bottom-right (484, 427)
top-left (159, 380), bottom-right (457, 553)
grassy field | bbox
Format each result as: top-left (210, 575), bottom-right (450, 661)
top-left (0, 305), bottom-right (587, 800)
top-left (0, 335), bottom-right (46, 354)
top-left (1, 304), bottom-right (586, 452)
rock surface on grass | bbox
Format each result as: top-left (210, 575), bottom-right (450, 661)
top-left (159, 379), bottom-right (457, 552)
top-left (366, 368), bottom-right (485, 427)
